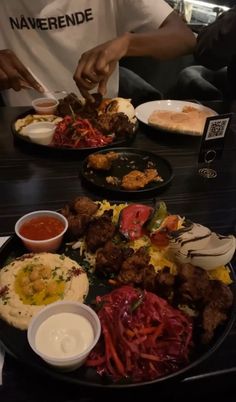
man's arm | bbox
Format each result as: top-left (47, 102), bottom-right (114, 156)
top-left (74, 11), bottom-right (196, 99)
top-left (0, 49), bottom-right (43, 92)
top-left (195, 7), bottom-right (236, 70)
top-left (124, 11), bottom-right (195, 59)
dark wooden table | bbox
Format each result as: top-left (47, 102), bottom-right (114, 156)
top-left (0, 102), bottom-right (236, 401)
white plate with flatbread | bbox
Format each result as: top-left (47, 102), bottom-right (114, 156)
top-left (135, 100), bottom-right (218, 136)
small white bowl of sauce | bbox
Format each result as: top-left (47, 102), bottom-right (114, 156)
top-left (15, 210), bottom-right (68, 253)
top-left (23, 122), bottom-right (56, 145)
top-left (27, 301), bottom-right (101, 371)
top-left (32, 97), bottom-right (59, 115)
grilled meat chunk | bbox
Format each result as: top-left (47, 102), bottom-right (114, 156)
top-left (177, 263), bottom-right (210, 303)
top-left (155, 267), bottom-right (175, 299)
top-left (85, 210), bottom-right (116, 252)
top-left (202, 306), bottom-right (227, 344)
top-left (71, 196), bottom-right (99, 217)
top-left (142, 264), bottom-right (157, 292)
top-left (61, 196), bottom-right (98, 239)
top-left (201, 280), bottom-right (233, 343)
top-left (56, 93), bottom-right (83, 117)
top-left (60, 203), bottom-right (70, 218)
top-left (118, 247), bottom-right (152, 285)
top-left (79, 93), bottom-right (102, 119)
top-left (95, 241), bottom-right (125, 275)
top-left (96, 113), bottom-right (114, 133)
top-left (176, 263), bottom-right (233, 343)
top-left (66, 214), bottom-right (90, 238)
top-left (97, 112), bottom-right (134, 135)
top-left (204, 279), bottom-right (233, 310)
top-left (56, 92), bottom-right (103, 119)
top-left (109, 113), bottom-right (134, 135)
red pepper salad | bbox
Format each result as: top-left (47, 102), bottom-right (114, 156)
top-left (87, 286), bottom-right (193, 383)
top-left (52, 115), bottom-right (114, 148)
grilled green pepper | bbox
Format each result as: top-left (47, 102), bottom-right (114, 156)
top-left (146, 201), bottom-right (168, 232)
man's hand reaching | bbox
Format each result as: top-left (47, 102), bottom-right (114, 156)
top-left (0, 49), bottom-right (44, 92)
top-left (73, 34), bottom-right (130, 100)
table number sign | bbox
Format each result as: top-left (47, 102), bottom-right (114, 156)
top-left (198, 113), bottom-right (232, 178)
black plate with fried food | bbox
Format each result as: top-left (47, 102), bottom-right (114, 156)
top-left (81, 147), bottom-right (174, 198)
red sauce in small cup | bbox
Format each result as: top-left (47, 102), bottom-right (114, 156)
top-left (19, 216), bottom-right (65, 241)
top-left (37, 101), bottom-right (56, 108)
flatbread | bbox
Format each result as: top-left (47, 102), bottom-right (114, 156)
top-left (148, 106), bottom-right (216, 135)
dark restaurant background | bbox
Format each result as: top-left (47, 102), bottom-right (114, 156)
top-left (121, 0), bottom-right (234, 100)
top-left (168, 0), bottom-right (233, 24)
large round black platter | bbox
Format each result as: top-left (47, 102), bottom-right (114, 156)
top-left (81, 147), bottom-right (174, 199)
top-left (11, 109), bottom-right (137, 155)
top-left (0, 235), bottom-right (235, 389)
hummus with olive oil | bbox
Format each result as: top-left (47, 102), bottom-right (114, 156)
top-left (0, 253), bottom-right (89, 330)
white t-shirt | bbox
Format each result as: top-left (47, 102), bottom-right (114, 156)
top-left (0, 0), bottom-right (172, 106)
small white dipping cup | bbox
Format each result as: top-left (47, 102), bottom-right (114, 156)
top-left (32, 97), bottom-right (59, 115)
top-left (15, 210), bottom-right (68, 253)
top-left (23, 122), bottom-right (56, 145)
top-left (27, 301), bottom-right (101, 371)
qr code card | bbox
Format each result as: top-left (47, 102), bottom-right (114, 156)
top-left (205, 116), bottom-right (231, 140)
top-left (198, 113), bottom-right (232, 163)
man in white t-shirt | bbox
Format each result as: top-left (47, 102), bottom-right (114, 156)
top-left (0, 0), bottom-right (195, 106)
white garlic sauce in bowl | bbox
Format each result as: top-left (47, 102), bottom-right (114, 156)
top-left (35, 312), bottom-right (94, 359)
top-left (27, 301), bottom-right (101, 371)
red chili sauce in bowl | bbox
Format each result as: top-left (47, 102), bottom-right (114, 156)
top-left (36, 101), bottom-right (57, 108)
top-left (19, 216), bottom-right (65, 241)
